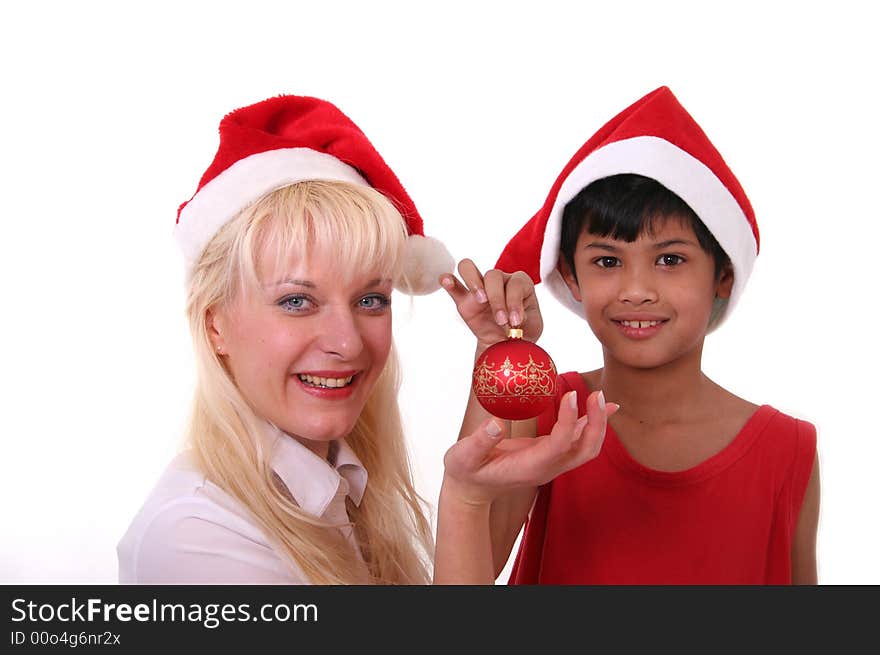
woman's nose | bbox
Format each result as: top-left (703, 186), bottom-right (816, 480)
top-left (317, 307), bottom-right (364, 359)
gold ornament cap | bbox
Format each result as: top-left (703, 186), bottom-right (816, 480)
top-left (507, 327), bottom-right (524, 339)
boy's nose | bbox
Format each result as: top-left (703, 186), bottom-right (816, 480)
top-left (618, 270), bottom-right (658, 305)
top-left (317, 308), bottom-right (364, 359)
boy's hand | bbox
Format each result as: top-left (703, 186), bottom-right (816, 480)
top-left (441, 390), bottom-right (618, 506)
top-left (440, 258), bottom-right (543, 352)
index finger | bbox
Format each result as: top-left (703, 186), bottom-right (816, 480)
top-left (439, 271), bottom-right (473, 307)
top-left (504, 271), bottom-right (536, 327)
top-left (457, 259), bottom-right (488, 303)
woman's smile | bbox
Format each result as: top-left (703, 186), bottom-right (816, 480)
top-left (295, 370), bottom-right (360, 398)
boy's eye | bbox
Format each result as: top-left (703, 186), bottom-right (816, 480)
top-left (594, 256), bottom-right (621, 268)
top-left (657, 254), bottom-right (684, 266)
top-left (358, 294), bottom-right (391, 311)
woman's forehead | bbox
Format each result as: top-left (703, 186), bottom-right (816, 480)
top-left (257, 245), bottom-right (391, 287)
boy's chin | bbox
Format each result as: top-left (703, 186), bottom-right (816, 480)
top-left (613, 353), bottom-right (672, 370)
top-left (605, 339), bottom-right (704, 370)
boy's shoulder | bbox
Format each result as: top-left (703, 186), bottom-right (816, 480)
top-left (573, 369), bottom-right (816, 457)
top-left (712, 386), bottom-right (817, 437)
top-left (709, 390), bottom-right (818, 472)
top-left (715, 389), bottom-right (762, 428)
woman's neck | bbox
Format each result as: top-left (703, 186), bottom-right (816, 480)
top-left (286, 433), bottom-right (332, 461)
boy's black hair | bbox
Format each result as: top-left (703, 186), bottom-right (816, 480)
top-left (560, 174), bottom-right (731, 279)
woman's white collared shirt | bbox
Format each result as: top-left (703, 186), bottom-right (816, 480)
top-left (117, 426), bottom-right (368, 584)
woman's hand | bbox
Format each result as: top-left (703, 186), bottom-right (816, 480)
top-left (441, 389), bottom-right (619, 506)
top-left (440, 259), bottom-right (543, 352)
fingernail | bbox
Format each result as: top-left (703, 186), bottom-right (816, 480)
top-left (495, 310), bottom-right (508, 325)
top-left (440, 276), bottom-right (454, 289)
top-left (486, 420), bottom-right (502, 438)
top-left (568, 391), bottom-right (577, 409)
top-left (475, 289), bottom-right (488, 303)
top-left (509, 310), bottom-right (521, 326)
top-left (598, 390), bottom-right (606, 411)
top-left (607, 402), bottom-right (621, 415)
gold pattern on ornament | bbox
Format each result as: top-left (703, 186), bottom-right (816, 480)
top-left (473, 354), bottom-right (557, 400)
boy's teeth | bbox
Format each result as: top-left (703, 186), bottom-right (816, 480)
top-left (298, 374), bottom-right (354, 388)
top-left (621, 320), bottom-right (662, 328)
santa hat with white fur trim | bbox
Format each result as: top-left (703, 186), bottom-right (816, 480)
top-left (175, 95), bottom-right (453, 293)
top-left (496, 86), bottom-right (758, 331)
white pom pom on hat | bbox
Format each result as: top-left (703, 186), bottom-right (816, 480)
top-left (495, 86), bottom-right (759, 331)
top-left (175, 95), bottom-right (453, 293)
top-left (397, 234), bottom-right (458, 296)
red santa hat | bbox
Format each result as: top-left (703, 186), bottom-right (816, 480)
top-left (496, 86), bottom-right (758, 330)
top-left (175, 95), bottom-right (453, 293)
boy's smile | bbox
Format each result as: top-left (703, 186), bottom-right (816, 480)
top-left (611, 313), bottom-right (669, 340)
top-left (560, 216), bottom-right (733, 369)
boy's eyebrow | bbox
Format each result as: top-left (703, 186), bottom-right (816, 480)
top-left (583, 241), bottom-right (620, 251)
top-left (653, 239), bottom-right (698, 249)
top-left (583, 239), bottom-right (698, 251)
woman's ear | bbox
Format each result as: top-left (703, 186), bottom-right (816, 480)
top-left (716, 264), bottom-right (735, 299)
top-left (206, 307), bottom-right (227, 355)
top-left (557, 257), bottom-right (583, 303)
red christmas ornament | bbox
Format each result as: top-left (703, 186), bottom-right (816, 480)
top-left (473, 328), bottom-right (558, 421)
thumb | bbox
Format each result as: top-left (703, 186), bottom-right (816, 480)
top-left (450, 418), bottom-right (507, 471)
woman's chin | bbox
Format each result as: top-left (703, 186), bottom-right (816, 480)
top-left (280, 419), bottom-right (359, 444)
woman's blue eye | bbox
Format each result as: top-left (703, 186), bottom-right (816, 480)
top-left (278, 295), bottom-right (313, 312)
top-left (657, 254), bottom-right (684, 266)
top-left (595, 256), bottom-right (620, 268)
top-left (359, 294), bottom-right (391, 310)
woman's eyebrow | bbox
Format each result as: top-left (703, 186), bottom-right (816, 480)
top-left (265, 277), bottom-right (390, 289)
top-left (265, 279), bottom-right (316, 289)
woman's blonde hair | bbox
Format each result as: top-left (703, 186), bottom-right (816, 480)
top-left (184, 180), bottom-right (433, 584)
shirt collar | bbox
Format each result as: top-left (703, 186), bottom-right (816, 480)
top-left (261, 424), bottom-right (368, 517)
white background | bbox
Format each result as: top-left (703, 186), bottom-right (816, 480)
top-left (1, 1), bottom-right (877, 584)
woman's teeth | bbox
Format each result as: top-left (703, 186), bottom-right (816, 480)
top-left (620, 320), bottom-right (663, 328)
top-left (298, 374), bottom-right (354, 388)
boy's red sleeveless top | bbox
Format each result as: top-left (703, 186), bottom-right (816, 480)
top-left (508, 372), bottom-right (816, 585)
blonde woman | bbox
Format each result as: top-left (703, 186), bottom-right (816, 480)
top-left (118, 95), bottom-right (613, 585)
